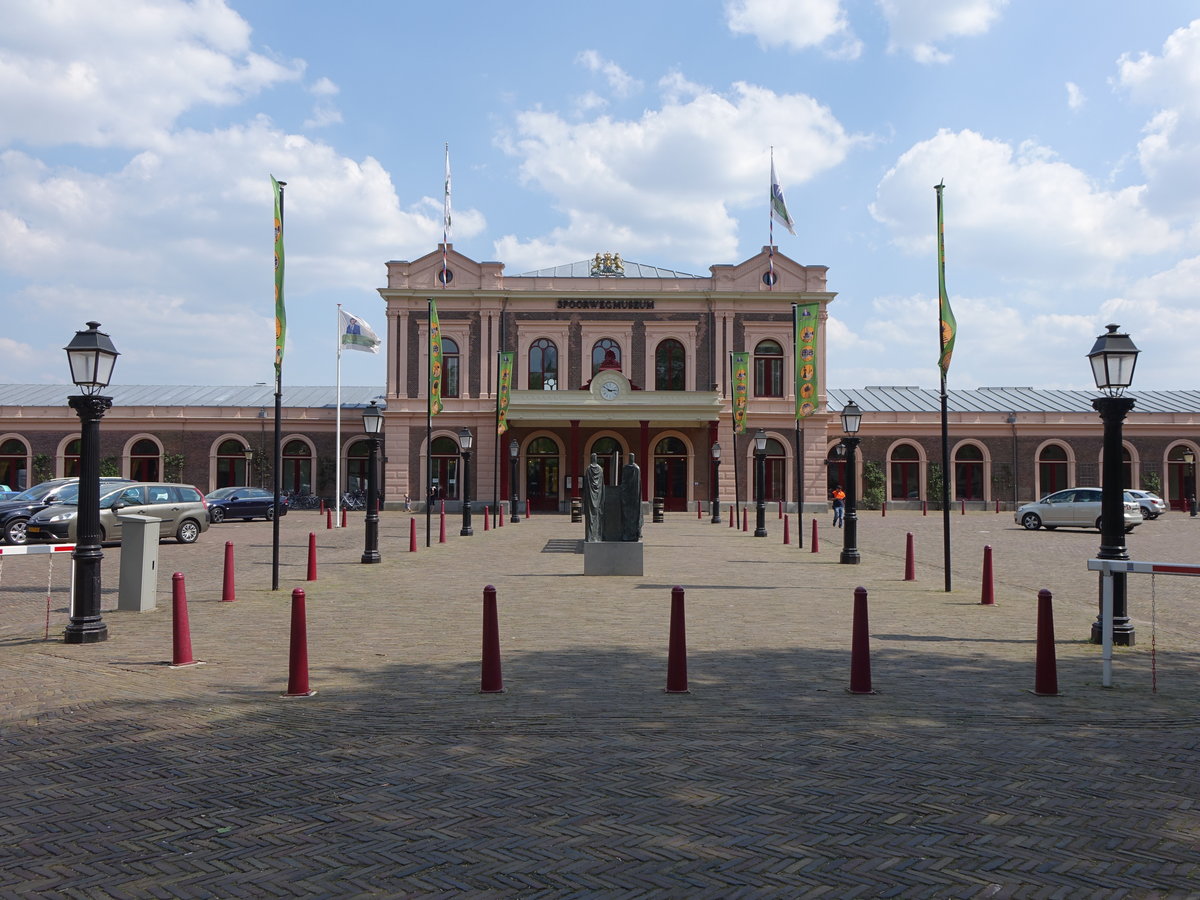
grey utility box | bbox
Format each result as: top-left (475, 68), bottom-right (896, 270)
top-left (118, 515), bottom-right (161, 612)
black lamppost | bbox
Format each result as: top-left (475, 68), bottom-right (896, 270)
top-left (839, 401), bottom-right (863, 565)
top-left (63, 322), bottom-right (119, 644)
top-left (1087, 324), bottom-right (1139, 646)
top-left (1006, 412), bottom-right (1018, 511)
top-left (242, 446), bottom-right (254, 486)
top-left (1184, 450), bottom-right (1196, 516)
top-left (509, 438), bottom-right (520, 523)
top-left (753, 429), bottom-right (768, 536)
top-left (360, 400), bottom-right (383, 564)
top-left (710, 441), bottom-right (722, 524)
top-left (459, 426), bottom-right (474, 536)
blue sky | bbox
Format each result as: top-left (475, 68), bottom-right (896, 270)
top-left (3, 0), bottom-right (1199, 391)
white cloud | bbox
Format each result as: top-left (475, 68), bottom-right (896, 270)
top-left (869, 129), bottom-right (1177, 286)
top-left (0, 0), bottom-right (303, 149)
top-left (577, 50), bottom-right (642, 97)
top-left (496, 80), bottom-right (863, 271)
top-left (878, 0), bottom-right (1008, 63)
top-left (725, 0), bottom-right (862, 58)
top-left (1066, 81), bottom-right (1085, 111)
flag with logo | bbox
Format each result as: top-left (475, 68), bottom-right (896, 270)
top-left (731, 351), bottom-right (750, 434)
top-left (794, 303), bottom-right (819, 418)
top-left (271, 176), bottom-right (285, 376)
top-left (339, 309), bottom-right (381, 354)
top-left (936, 181), bottom-right (956, 374)
top-left (497, 351), bottom-right (514, 434)
top-left (429, 298), bottom-right (443, 416)
top-left (770, 156), bottom-right (796, 236)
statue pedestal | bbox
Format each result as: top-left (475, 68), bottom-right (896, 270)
top-left (583, 541), bottom-right (644, 576)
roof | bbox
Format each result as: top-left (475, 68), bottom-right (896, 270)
top-left (516, 259), bottom-right (704, 279)
top-left (826, 386), bottom-right (1199, 416)
top-left (0, 385), bottom-right (386, 409)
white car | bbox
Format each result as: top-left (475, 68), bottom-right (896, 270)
top-left (1015, 488), bottom-right (1141, 533)
top-left (1125, 489), bottom-right (1167, 519)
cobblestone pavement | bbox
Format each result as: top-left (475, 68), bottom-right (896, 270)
top-left (2, 505), bottom-right (1198, 897)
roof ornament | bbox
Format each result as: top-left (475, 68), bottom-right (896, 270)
top-left (590, 252), bottom-right (625, 277)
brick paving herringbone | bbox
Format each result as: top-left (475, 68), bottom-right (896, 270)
top-left (1, 506), bottom-right (1199, 897)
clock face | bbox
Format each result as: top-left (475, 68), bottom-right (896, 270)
top-left (600, 380), bottom-right (620, 400)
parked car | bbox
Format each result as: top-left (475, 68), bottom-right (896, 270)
top-left (26, 482), bottom-right (209, 544)
top-left (205, 486), bottom-right (288, 523)
top-left (1125, 489), bottom-right (1167, 519)
top-left (0, 477), bottom-right (134, 545)
top-left (0, 484), bottom-right (20, 501)
top-left (1015, 488), bottom-right (1141, 532)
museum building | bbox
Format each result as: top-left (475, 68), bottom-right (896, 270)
top-left (1, 244), bottom-right (1197, 512)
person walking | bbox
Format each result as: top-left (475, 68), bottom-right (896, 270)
top-left (831, 485), bottom-right (845, 527)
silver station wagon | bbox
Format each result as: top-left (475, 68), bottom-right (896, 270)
top-left (26, 482), bottom-right (209, 544)
top-left (1015, 487), bottom-right (1142, 533)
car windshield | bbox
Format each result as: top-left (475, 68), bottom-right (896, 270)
top-left (14, 481), bottom-right (67, 502)
top-left (207, 487), bottom-right (237, 500)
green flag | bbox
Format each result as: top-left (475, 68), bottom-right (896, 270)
top-left (429, 298), bottom-right (443, 416)
top-left (272, 176), bottom-right (285, 377)
top-left (936, 181), bottom-right (956, 374)
top-left (794, 303), bottom-right (819, 419)
top-left (497, 351), bottom-right (514, 434)
top-left (731, 351), bottom-right (750, 434)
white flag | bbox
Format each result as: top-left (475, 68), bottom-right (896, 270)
top-left (339, 309), bottom-right (381, 354)
top-left (770, 158), bottom-right (796, 236)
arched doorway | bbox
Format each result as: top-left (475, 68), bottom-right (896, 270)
top-left (216, 439), bottom-right (250, 488)
top-left (525, 436), bottom-right (560, 512)
top-left (130, 438), bottom-right (160, 482)
top-left (763, 438), bottom-right (786, 502)
top-left (346, 439), bottom-right (371, 493)
top-left (0, 438), bottom-right (27, 489)
top-left (590, 436), bottom-right (624, 484)
top-left (890, 443), bottom-right (920, 500)
top-left (654, 437), bottom-right (689, 511)
top-left (955, 444), bottom-right (984, 501)
top-left (430, 436), bottom-right (460, 501)
top-left (282, 440), bottom-right (312, 494)
top-left (1167, 445), bottom-right (1197, 511)
top-left (1038, 444), bottom-right (1069, 497)
top-left (827, 445), bottom-right (847, 499)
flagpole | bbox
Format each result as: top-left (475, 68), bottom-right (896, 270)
top-left (271, 179), bottom-right (285, 592)
top-left (768, 148), bottom-right (775, 291)
top-left (729, 352), bottom-right (740, 519)
top-left (792, 303), bottom-right (803, 548)
top-left (426, 297), bottom-right (433, 548)
top-left (936, 180), bottom-right (953, 592)
top-left (335, 304), bottom-right (343, 527)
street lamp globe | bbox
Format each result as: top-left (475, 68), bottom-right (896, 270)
top-left (1087, 324), bottom-right (1140, 397)
top-left (459, 426), bottom-right (473, 452)
top-left (840, 400), bottom-right (863, 435)
top-left (711, 442), bottom-right (721, 461)
top-left (64, 322), bottom-right (120, 394)
top-left (361, 400), bottom-right (384, 434)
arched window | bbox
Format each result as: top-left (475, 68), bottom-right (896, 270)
top-left (1167, 445), bottom-right (1197, 511)
top-left (442, 337), bottom-right (460, 399)
top-left (347, 439), bottom-right (371, 493)
top-left (130, 438), bottom-right (160, 482)
top-left (591, 436), bottom-right (624, 484)
top-left (890, 443), bottom-right (920, 500)
top-left (216, 438), bottom-right (251, 488)
top-left (591, 338), bottom-right (621, 376)
top-left (655, 339), bottom-right (686, 391)
top-left (954, 444), bottom-right (984, 501)
top-left (1038, 444), bottom-right (1069, 497)
top-left (282, 440), bottom-right (313, 495)
top-left (754, 340), bottom-right (784, 397)
top-left (0, 438), bottom-right (27, 489)
top-left (654, 436), bottom-right (688, 511)
top-left (64, 439), bottom-right (81, 477)
top-left (762, 437), bottom-right (786, 503)
top-left (529, 338), bottom-right (558, 390)
top-left (430, 436), bottom-right (459, 501)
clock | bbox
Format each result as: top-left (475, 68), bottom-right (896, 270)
top-left (600, 379), bottom-right (620, 400)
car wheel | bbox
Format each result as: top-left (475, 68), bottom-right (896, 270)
top-left (4, 517), bottom-right (28, 545)
top-left (176, 519), bottom-right (201, 544)
top-left (1021, 513), bottom-right (1041, 530)
top-left (1139, 507), bottom-right (1151, 519)
top-left (210, 506), bottom-right (225, 524)
top-left (265, 506), bottom-right (274, 521)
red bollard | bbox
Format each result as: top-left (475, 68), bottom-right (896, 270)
top-left (319, 498), bottom-right (325, 515)
top-left (307, 532), bottom-right (317, 581)
top-left (665, 586), bottom-right (689, 693)
top-left (995, 498), bottom-right (1000, 514)
top-left (728, 505), bottom-right (734, 528)
top-left (169, 572), bottom-right (201, 667)
top-left (742, 508), bottom-right (748, 532)
top-left (778, 499), bottom-right (783, 519)
top-left (848, 586), bottom-right (875, 694)
top-left (524, 498), bottom-right (530, 518)
top-left (284, 588), bottom-right (316, 697)
top-left (409, 517), bottom-right (417, 552)
top-left (326, 508), bottom-right (332, 529)
top-left (904, 532), bottom-right (915, 581)
top-left (499, 504), bottom-right (506, 527)
top-left (484, 506), bottom-right (490, 531)
top-left (1032, 589), bottom-right (1059, 696)
top-left (341, 507), bottom-right (348, 528)
top-left (783, 513), bottom-right (790, 545)
top-left (439, 506), bottom-right (447, 543)
top-left (697, 504), bottom-right (702, 520)
top-left (480, 585), bottom-right (505, 694)
top-left (882, 500), bottom-right (887, 517)
top-left (922, 499), bottom-right (928, 516)
top-left (981, 545), bottom-right (994, 605)
top-left (961, 498), bottom-right (966, 515)
top-left (221, 541), bottom-right (235, 602)
top-left (811, 518), bottom-right (819, 552)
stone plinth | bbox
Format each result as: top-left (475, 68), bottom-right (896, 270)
top-left (583, 541), bottom-right (644, 576)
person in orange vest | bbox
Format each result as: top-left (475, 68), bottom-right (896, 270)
top-left (831, 485), bottom-right (846, 527)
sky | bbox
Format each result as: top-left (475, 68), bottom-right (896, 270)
top-left (2, 0), bottom-right (1200, 392)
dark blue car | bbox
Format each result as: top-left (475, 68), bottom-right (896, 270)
top-left (206, 486), bottom-right (289, 523)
